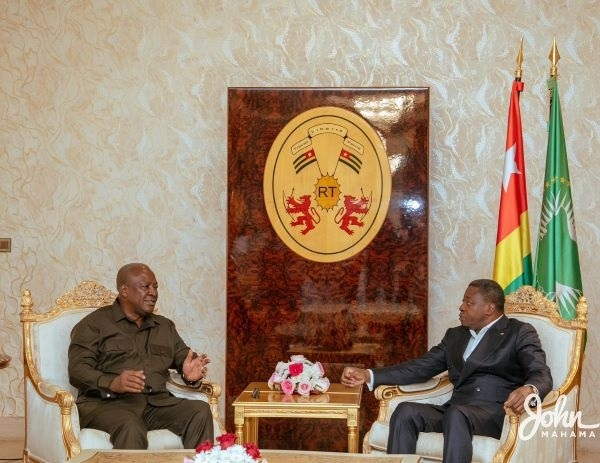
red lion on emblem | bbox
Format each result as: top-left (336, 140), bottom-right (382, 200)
top-left (334, 194), bottom-right (370, 235)
top-left (285, 194), bottom-right (320, 235)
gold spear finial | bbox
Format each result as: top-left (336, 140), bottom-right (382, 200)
top-left (549, 37), bottom-right (560, 78)
top-left (515, 38), bottom-right (524, 81)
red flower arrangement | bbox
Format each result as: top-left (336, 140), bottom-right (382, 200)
top-left (185, 433), bottom-right (265, 462)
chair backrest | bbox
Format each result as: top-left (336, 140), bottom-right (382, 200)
top-left (504, 286), bottom-right (587, 395)
top-left (35, 308), bottom-right (96, 396)
top-left (21, 281), bottom-right (116, 396)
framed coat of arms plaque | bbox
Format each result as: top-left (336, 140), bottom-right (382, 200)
top-left (263, 105), bottom-right (392, 262)
top-left (227, 87), bottom-right (429, 451)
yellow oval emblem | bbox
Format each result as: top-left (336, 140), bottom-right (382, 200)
top-left (263, 106), bottom-right (392, 262)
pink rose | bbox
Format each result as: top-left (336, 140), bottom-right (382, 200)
top-left (297, 381), bottom-right (311, 396)
top-left (289, 362), bottom-right (304, 376)
top-left (195, 439), bottom-right (214, 453)
top-left (281, 378), bottom-right (294, 395)
top-left (216, 432), bottom-right (237, 449)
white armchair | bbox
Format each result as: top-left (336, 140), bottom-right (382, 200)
top-left (20, 280), bottom-right (225, 463)
top-left (364, 286), bottom-right (588, 463)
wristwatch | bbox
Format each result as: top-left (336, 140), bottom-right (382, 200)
top-left (181, 371), bottom-right (199, 386)
top-left (527, 384), bottom-right (539, 407)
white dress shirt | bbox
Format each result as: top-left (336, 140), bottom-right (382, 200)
top-left (462, 316), bottom-right (502, 361)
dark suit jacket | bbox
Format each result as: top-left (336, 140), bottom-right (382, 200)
top-left (373, 315), bottom-right (553, 407)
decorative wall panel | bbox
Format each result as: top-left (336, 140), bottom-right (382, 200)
top-left (227, 87), bottom-right (429, 451)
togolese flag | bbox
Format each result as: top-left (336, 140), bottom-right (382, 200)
top-left (493, 79), bottom-right (533, 294)
top-left (339, 149), bottom-right (362, 174)
top-left (294, 148), bottom-right (317, 174)
top-left (533, 76), bottom-right (583, 320)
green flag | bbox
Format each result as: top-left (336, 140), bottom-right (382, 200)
top-left (533, 76), bottom-right (583, 319)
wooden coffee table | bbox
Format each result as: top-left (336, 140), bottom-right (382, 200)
top-left (70, 449), bottom-right (423, 462)
top-left (233, 382), bottom-right (363, 453)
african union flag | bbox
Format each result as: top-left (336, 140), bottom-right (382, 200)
top-left (533, 76), bottom-right (583, 320)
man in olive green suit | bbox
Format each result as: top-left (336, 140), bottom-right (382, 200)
top-left (68, 263), bottom-right (213, 449)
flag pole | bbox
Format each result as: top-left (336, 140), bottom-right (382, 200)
top-left (515, 37), bottom-right (523, 82)
top-left (534, 37), bottom-right (584, 319)
top-left (549, 36), bottom-right (560, 78)
top-left (492, 39), bottom-right (532, 294)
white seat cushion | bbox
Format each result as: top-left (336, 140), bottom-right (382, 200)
top-left (79, 427), bottom-right (183, 450)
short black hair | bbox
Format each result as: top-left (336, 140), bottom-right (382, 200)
top-left (468, 279), bottom-right (505, 313)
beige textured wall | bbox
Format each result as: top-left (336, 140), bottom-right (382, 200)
top-left (1, 0), bottom-right (598, 453)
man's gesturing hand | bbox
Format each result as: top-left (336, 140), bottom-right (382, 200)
top-left (109, 370), bottom-right (146, 393)
top-left (182, 349), bottom-right (211, 383)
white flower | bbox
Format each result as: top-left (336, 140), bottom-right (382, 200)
top-left (267, 372), bottom-right (283, 389)
top-left (314, 377), bottom-right (330, 393)
top-left (187, 444), bottom-right (266, 463)
top-left (274, 361), bottom-right (288, 375)
top-left (306, 362), bottom-right (322, 378)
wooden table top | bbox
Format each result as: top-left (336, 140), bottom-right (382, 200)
top-left (233, 381), bottom-right (363, 409)
top-left (71, 449), bottom-right (422, 463)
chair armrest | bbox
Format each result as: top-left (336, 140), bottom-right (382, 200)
top-left (495, 389), bottom-right (575, 463)
top-left (167, 370), bottom-right (226, 435)
top-left (398, 376), bottom-right (445, 393)
top-left (373, 372), bottom-right (453, 422)
top-left (167, 370), bottom-right (221, 399)
top-left (24, 378), bottom-right (81, 461)
top-left (502, 388), bottom-right (560, 421)
top-left (364, 373), bottom-right (453, 454)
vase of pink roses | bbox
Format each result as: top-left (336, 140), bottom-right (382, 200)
top-left (267, 355), bottom-right (330, 396)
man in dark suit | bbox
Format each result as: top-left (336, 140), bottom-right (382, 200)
top-left (341, 278), bottom-right (552, 463)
